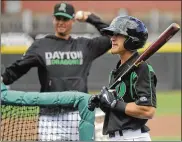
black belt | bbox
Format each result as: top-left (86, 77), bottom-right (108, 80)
top-left (109, 130), bottom-right (123, 138)
top-left (108, 128), bottom-right (147, 138)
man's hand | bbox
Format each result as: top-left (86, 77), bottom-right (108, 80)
top-left (88, 86), bottom-right (117, 111)
top-left (75, 11), bottom-right (92, 22)
top-left (1, 76), bottom-right (3, 82)
top-left (99, 86), bottom-right (117, 109)
top-left (88, 95), bottom-right (100, 111)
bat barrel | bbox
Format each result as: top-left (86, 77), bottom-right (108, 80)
top-left (134, 23), bottom-right (180, 65)
top-left (171, 23), bottom-right (180, 31)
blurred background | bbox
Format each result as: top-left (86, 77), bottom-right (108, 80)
top-left (1, 1), bottom-right (181, 141)
top-left (1, 1), bottom-right (181, 91)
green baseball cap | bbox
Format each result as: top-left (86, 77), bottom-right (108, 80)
top-left (53, 2), bottom-right (75, 19)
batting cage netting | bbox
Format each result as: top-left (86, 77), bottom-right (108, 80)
top-left (1, 83), bottom-right (96, 141)
top-left (1, 105), bottom-right (81, 141)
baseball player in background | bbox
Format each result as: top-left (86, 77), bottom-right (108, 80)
top-left (1, 2), bottom-right (111, 141)
top-left (88, 15), bottom-right (157, 141)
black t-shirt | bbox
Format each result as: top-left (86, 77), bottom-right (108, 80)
top-left (103, 52), bottom-right (157, 135)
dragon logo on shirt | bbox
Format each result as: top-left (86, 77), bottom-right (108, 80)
top-left (116, 81), bottom-right (126, 99)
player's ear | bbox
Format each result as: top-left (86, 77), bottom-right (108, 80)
top-left (52, 16), bottom-right (56, 24)
top-left (52, 15), bottom-right (56, 20)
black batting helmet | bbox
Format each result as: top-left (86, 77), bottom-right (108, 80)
top-left (101, 16), bottom-right (148, 51)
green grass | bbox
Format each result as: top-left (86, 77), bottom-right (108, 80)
top-left (156, 91), bottom-right (181, 116)
top-left (1, 105), bottom-right (39, 118)
top-left (152, 136), bottom-right (181, 141)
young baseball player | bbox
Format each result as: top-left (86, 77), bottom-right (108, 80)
top-left (88, 15), bottom-right (157, 141)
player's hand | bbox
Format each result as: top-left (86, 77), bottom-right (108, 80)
top-left (99, 86), bottom-right (117, 109)
top-left (75, 11), bottom-right (92, 22)
top-left (1, 76), bottom-right (3, 82)
top-left (88, 95), bottom-right (100, 111)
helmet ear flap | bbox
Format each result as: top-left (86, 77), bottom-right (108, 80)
top-left (124, 37), bottom-right (146, 51)
top-left (124, 37), bottom-right (136, 51)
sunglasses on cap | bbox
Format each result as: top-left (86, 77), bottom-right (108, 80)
top-left (55, 16), bottom-right (70, 21)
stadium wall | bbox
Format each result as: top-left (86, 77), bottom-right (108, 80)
top-left (1, 52), bottom-right (181, 91)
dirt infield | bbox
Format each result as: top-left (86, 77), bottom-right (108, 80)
top-left (147, 115), bottom-right (181, 137)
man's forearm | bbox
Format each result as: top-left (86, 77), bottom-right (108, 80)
top-left (112, 101), bottom-right (155, 119)
top-left (2, 55), bottom-right (40, 85)
top-left (2, 62), bottom-right (26, 85)
top-left (86, 14), bottom-right (109, 34)
top-left (125, 102), bottom-right (155, 119)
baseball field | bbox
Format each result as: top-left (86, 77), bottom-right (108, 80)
top-left (148, 90), bottom-right (181, 141)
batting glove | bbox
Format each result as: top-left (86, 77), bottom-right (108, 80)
top-left (99, 86), bottom-right (117, 109)
top-left (88, 95), bottom-right (100, 111)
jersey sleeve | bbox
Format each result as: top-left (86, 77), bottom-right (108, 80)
top-left (86, 13), bottom-right (109, 35)
top-left (87, 36), bottom-right (111, 60)
top-left (1, 41), bottom-right (43, 85)
top-left (134, 63), bottom-right (157, 108)
top-left (86, 13), bottom-right (111, 60)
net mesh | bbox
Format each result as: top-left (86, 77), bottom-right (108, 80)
top-left (1, 105), bottom-right (80, 141)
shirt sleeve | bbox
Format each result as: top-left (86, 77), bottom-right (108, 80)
top-left (87, 36), bottom-right (111, 60)
top-left (134, 63), bottom-right (157, 108)
top-left (86, 13), bottom-right (109, 35)
top-left (2, 41), bottom-right (43, 85)
top-left (86, 13), bottom-right (112, 60)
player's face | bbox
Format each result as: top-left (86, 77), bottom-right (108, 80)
top-left (53, 16), bottom-right (74, 36)
top-left (110, 34), bottom-right (127, 54)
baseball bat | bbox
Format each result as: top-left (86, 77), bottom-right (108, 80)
top-left (109, 23), bottom-right (180, 89)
